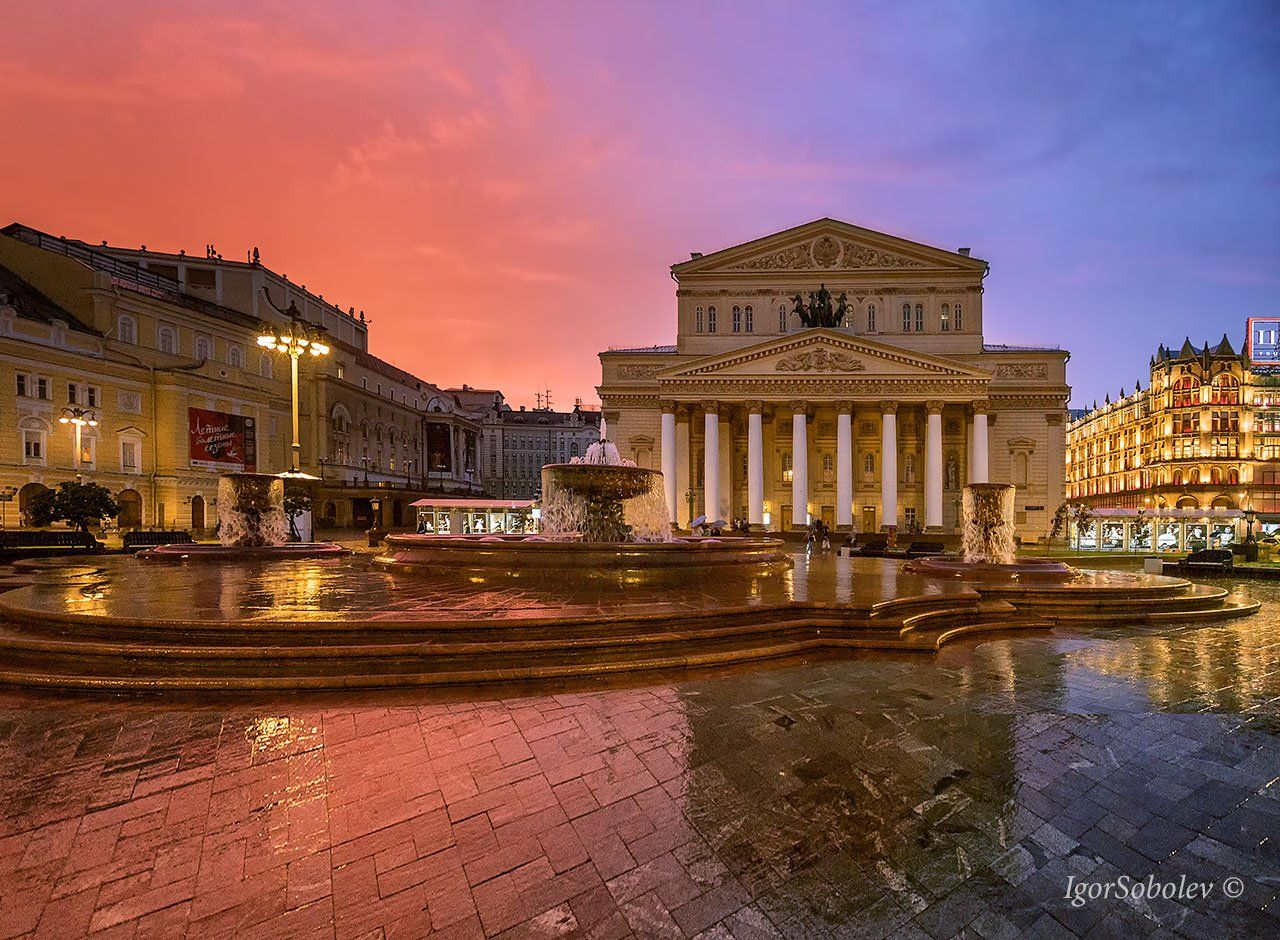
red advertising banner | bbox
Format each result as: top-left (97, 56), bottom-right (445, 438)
top-left (188, 408), bottom-right (257, 472)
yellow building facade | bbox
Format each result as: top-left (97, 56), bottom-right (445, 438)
top-left (0, 224), bottom-right (482, 532)
top-left (1065, 336), bottom-right (1280, 551)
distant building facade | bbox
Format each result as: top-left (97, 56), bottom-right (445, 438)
top-left (1065, 335), bottom-right (1280, 551)
top-left (447, 386), bottom-right (601, 499)
top-left (0, 223), bottom-right (483, 532)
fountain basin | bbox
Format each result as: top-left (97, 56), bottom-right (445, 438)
top-left (376, 533), bottom-right (790, 579)
top-left (903, 555), bottom-right (1076, 582)
top-left (139, 542), bottom-right (351, 562)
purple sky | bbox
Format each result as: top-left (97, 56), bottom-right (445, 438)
top-left (5, 0), bottom-right (1278, 407)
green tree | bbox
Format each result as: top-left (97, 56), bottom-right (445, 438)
top-left (27, 481), bottom-right (120, 539)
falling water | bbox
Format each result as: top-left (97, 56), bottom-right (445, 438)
top-left (537, 419), bottom-right (674, 543)
top-left (217, 473), bottom-right (288, 547)
top-left (961, 483), bottom-right (1017, 565)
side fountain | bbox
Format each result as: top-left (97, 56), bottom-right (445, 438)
top-left (377, 421), bottom-right (788, 578)
top-left (905, 483), bottom-right (1074, 581)
top-left (139, 472), bottom-right (350, 560)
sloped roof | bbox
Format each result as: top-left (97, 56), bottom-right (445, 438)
top-left (0, 261), bottom-right (99, 334)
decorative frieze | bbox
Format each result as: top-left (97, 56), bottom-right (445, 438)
top-left (775, 349), bottom-right (865, 373)
top-left (994, 363), bottom-right (1048, 379)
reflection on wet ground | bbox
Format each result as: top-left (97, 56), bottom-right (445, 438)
top-left (0, 566), bottom-right (1277, 937)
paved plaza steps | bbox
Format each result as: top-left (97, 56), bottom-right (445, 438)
top-left (0, 570), bottom-right (1260, 690)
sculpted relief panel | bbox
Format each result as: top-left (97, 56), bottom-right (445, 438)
top-left (775, 349), bottom-right (866, 373)
top-left (994, 363), bottom-right (1048, 380)
top-left (727, 237), bottom-right (926, 272)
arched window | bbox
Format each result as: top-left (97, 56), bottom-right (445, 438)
top-left (866, 303), bottom-right (876, 331)
top-left (331, 404), bottom-right (351, 435)
top-left (954, 303), bottom-right (963, 330)
top-left (695, 306), bottom-right (703, 332)
top-left (1228, 468), bottom-right (1239, 485)
top-left (1190, 468), bottom-right (1200, 484)
top-left (117, 314), bottom-right (137, 344)
top-left (259, 354), bottom-right (274, 378)
top-left (904, 453), bottom-right (916, 484)
top-left (1173, 470), bottom-right (1183, 486)
top-left (902, 303), bottom-right (912, 332)
top-left (156, 324), bottom-right (176, 354)
top-left (744, 305), bottom-right (753, 332)
top-left (940, 304), bottom-right (950, 332)
top-left (227, 344), bottom-right (244, 368)
top-left (1210, 467), bottom-right (1221, 484)
top-left (707, 306), bottom-right (717, 332)
top-left (1211, 374), bottom-right (1240, 405)
top-left (194, 335), bottom-right (211, 361)
top-left (915, 303), bottom-right (924, 332)
top-left (732, 305), bottom-right (741, 333)
top-left (778, 306), bottom-right (787, 332)
top-left (1172, 376), bottom-right (1200, 408)
top-left (863, 452), bottom-right (875, 480)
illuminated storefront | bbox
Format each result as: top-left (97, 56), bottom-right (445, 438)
top-left (410, 497), bottom-right (537, 535)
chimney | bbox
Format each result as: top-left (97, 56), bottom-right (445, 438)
top-left (957, 247), bottom-right (971, 257)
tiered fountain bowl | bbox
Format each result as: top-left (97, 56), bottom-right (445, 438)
top-left (377, 425), bottom-right (789, 580)
top-left (905, 483), bottom-right (1075, 582)
top-left (139, 472), bottom-right (350, 561)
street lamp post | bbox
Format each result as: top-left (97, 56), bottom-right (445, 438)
top-left (257, 294), bottom-right (330, 476)
top-left (59, 407), bottom-right (98, 472)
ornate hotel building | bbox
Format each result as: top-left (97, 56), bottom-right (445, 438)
top-left (598, 219), bottom-right (1070, 538)
top-left (0, 223), bottom-right (483, 532)
top-left (1065, 336), bottom-right (1280, 551)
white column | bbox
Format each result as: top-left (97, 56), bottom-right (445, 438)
top-left (836, 410), bottom-right (853, 528)
top-left (925, 402), bottom-right (944, 530)
top-left (675, 411), bottom-right (691, 528)
top-left (661, 407), bottom-right (677, 524)
top-left (791, 406), bottom-right (808, 527)
top-left (703, 408), bottom-right (719, 521)
top-left (747, 407), bottom-right (764, 526)
top-left (972, 404), bottom-right (989, 484)
top-left (880, 404), bottom-right (897, 529)
top-left (718, 417), bottom-right (731, 522)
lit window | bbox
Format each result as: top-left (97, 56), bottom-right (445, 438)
top-left (22, 429), bottom-right (45, 463)
top-left (940, 304), bottom-right (950, 331)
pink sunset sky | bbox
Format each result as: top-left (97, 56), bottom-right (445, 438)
top-left (4, 1), bottom-right (1278, 408)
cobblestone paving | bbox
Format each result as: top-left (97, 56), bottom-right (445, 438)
top-left (0, 575), bottom-right (1278, 938)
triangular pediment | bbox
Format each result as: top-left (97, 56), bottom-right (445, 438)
top-left (658, 330), bottom-right (992, 381)
top-left (671, 218), bottom-right (986, 277)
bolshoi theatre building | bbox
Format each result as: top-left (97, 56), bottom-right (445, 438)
top-left (597, 219), bottom-right (1070, 538)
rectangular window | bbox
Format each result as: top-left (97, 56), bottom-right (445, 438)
top-left (17, 375), bottom-right (50, 400)
top-left (22, 431), bottom-right (44, 463)
top-left (778, 308), bottom-right (787, 332)
top-left (121, 440), bottom-right (140, 472)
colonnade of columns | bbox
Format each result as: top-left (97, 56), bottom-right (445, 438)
top-left (657, 400), bottom-right (991, 530)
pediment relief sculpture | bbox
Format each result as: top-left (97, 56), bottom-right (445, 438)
top-left (775, 349), bottom-right (865, 373)
top-left (726, 237), bottom-right (927, 272)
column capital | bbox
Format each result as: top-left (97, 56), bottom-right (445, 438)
top-left (971, 400), bottom-right (990, 416)
top-left (743, 399), bottom-right (766, 414)
top-left (788, 400), bottom-right (812, 418)
top-left (879, 401), bottom-right (898, 416)
top-left (658, 399), bottom-right (679, 415)
top-left (925, 400), bottom-right (946, 416)
top-left (703, 401), bottom-right (722, 416)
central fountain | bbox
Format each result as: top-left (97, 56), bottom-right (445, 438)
top-left (905, 483), bottom-right (1075, 581)
top-left (377, 421), bottom-right (788, 578)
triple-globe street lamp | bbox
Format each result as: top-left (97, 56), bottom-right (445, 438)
top-left (257, 294), bottom-right (330, 477)
top-left (58, 406), bottom-right (98, 473)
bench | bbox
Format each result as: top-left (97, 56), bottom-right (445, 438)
top-left (1182, 548), bottom-right (1234, 572)
top-left (122, 530), bottom-right (195, 553)
top-left (905, 540), bottom-right (947, 558)
top-left (0, 529), bottom-right (103, 556)
top-left (849, 536), bottom-right (889, 556)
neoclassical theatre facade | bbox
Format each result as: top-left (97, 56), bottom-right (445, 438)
top-left (597, 219), bottom-right (1070, 538)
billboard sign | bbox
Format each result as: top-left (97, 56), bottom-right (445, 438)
top-left (1248, 316), bottom-right (1280, 366)
top-left (188, 408), bottom-right (257, 472)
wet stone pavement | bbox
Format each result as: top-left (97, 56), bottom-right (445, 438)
top-left (0, 573), bottom-right (1278, 938)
